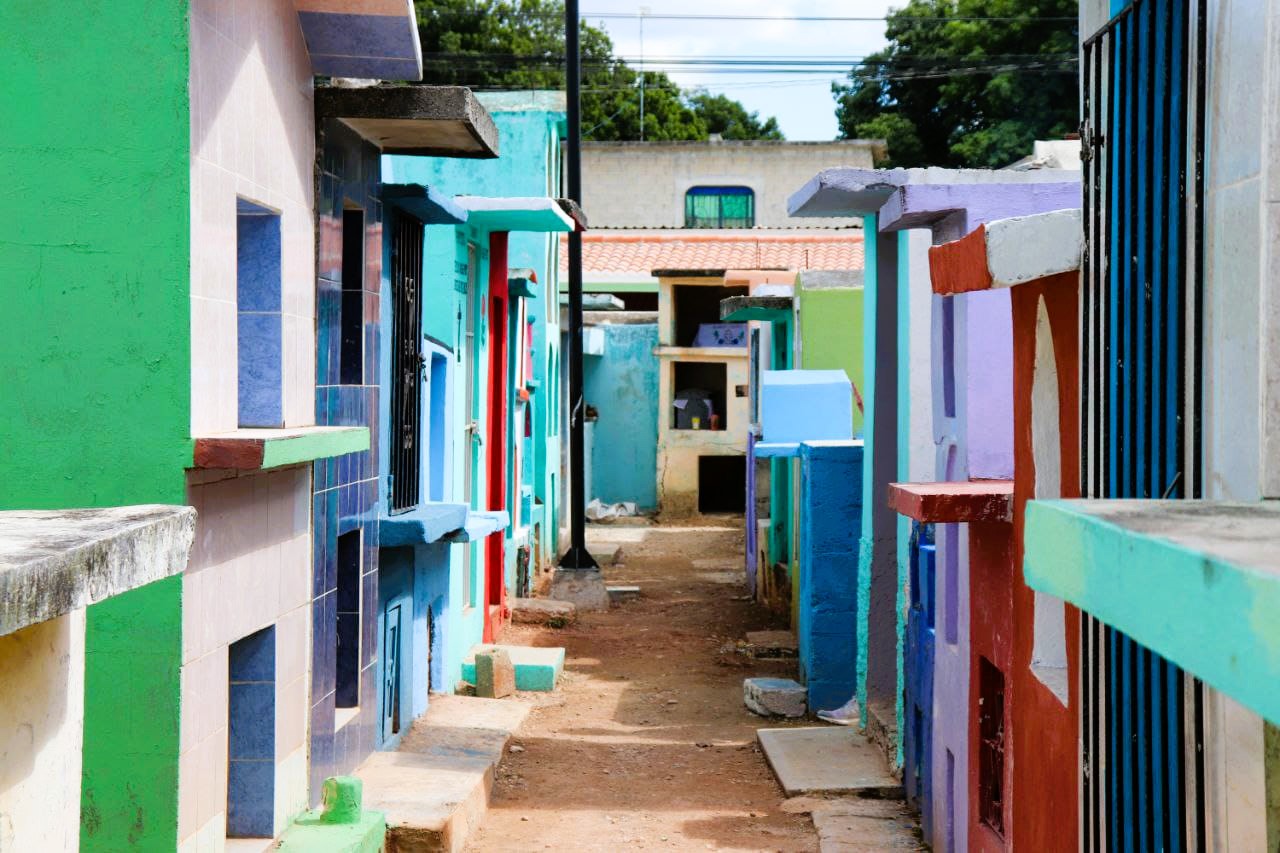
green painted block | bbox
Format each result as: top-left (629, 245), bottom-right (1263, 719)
top-left (462, 644), bottom-right (564, 692)
top-left (278, 809), bottom-right (386, 853)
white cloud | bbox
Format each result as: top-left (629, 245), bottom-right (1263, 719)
top-left (581, 0), bottom-right (895, 139)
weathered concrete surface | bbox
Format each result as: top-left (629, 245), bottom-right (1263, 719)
top-left (745, 630), bottom-right (798, 658)
top-left (474, 649), bottom-right (515, 699)
top-left (810, 799), bottom-right (925, 851)
top-left (356, 695), bottom-right (530, 852)
top-left (315, 85), bottom-right (500, 158)
top-left (0, 505), bottom-right (195, 636)
top-left (758, 727), bottom-right (902, 798)
top-left (547, 567), bottom-right (610, 611)
top-left (744, 677), bottom-right (807, 718)
top-left (462, 644), bottom-right (564, 692)
top-left (509, 597), bottom-right (576, 625)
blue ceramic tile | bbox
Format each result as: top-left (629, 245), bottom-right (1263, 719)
top-left (229, 626), bottom-right (275, 682)
top-left (229, 683), bottom-right (275, 760)
top-left (237, 211), bottom-right (282, 313)
top-left (237, 313), bottom-right (283, 427)
top-left (227, 760), bottom-right (275, 838)
top-left (361, 572), bottom-right (378, 668)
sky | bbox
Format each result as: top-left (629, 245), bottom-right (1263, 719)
top-left (580, 0), bottom-right (898, 141)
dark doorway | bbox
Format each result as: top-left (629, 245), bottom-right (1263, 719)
top-left (698, 455), bottom-right (746, 514)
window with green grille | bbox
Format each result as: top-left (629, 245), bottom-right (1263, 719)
top-left (684, 186), bottom-right (755, 228)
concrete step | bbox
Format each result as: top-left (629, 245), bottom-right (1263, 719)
top-left (356, 695), bottom-right (529, 853)
top-left (461, 644), bottom-right (564, 691)
top-left (864, 698), bottom-right (901, 775)
top-left (784, 797), bottom-right (924, 852)
top-left (757, 726), bottom-right (903, 799)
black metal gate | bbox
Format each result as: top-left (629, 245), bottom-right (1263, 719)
top-left (389, 212), bottom-right (424, 513)
top-left (1079, 0), bottom-right (1207, 848)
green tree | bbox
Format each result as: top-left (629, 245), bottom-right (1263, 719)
top-left (413, 0), bottom-right (781, 141)
top-left (688, 91), bottom-right (784, 140)
top-left (833, 0), bottom-right (1077, 167)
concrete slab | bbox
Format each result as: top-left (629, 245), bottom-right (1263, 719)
top-left (356, 695), bottom-right (529, 853)
top-left (510, 597), bottom-right (576, 625)
top-left (462, 644), bottom-right (564, 692)
top-left (757, 727), bottom-right (902, 798)
top-left (0, 505), bottom-right (195, 636)
top-left (606, 585), bottom-right (642, 601)
top-left (811, 799), bottom-right (924, 852)
top-left (548, 566), bottom-right (610, 611)
top-left (745, 630), bottom-right (798, 658)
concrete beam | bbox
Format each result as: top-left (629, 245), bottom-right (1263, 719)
top-left (886, 480), bottom-right (1013, 523)
top-left (316, 86), bottom-right (499, 158)
top-left (1024, 499), bottom-right (1280, 725)
top-left (0, 505), bottom-right (195, 636)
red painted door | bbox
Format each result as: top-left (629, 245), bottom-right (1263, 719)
top-left (483, 232), bottom-right (509, 641)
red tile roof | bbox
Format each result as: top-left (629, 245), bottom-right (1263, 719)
top-left (560, 231), bottom-right (865, 276)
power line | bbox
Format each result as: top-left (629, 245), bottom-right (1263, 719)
top-left (583, 11), bottom-right (1076, 23)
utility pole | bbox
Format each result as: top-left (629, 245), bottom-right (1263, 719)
top-left (639, 6), bottom-right (649, 141)
top-left (555, 0), bottom-right (604, 598)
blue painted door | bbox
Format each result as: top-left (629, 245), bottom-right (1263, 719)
top-left (904, 522), bottom-right (935, 837)
top-left (382, 601), bottom-right (403, 742)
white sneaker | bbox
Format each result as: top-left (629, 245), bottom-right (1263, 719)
top-left (816, 696), bottom-right (860, 726)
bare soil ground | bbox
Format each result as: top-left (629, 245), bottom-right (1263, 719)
top-left (464, 520), bottom-right (823, 852)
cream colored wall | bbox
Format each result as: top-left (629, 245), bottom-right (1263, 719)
top-left (0, 612), bottom-right (86, 852)
top-left (179, 467), bottom-right (312, 850)
top-left (189, 0), bottom-right (317, 435)
top-left (656, 352), bottom-right (750, 516)
top-left (582, 141), bottom-right (880, 229)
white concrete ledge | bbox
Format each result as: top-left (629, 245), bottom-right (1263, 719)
top-left (0, 505), bottom-right (196, 636)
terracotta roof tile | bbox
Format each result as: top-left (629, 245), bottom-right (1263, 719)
top-left (559, 232), bottom-right (865, 276)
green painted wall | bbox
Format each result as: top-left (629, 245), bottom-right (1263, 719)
top-left (0, 0), bottom-right (193, 508)
top-left (0, 3), bottom-right (193, 848)
top-left (799, 287), bottom-right (866, 435)
top-left (81, 576), bottom-right (184, 850)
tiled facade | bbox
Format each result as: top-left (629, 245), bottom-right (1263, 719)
top-left (310, 119), bottom-right (384, 798)
top-left (181, 0), bottom-right (319, 847)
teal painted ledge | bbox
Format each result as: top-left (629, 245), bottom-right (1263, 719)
top-left (1024, 499), bottom-right (1280, 724)
top-left (379, 502), bottom-right (470, 546)
top-left (193, 426), bottom-right (370, 470)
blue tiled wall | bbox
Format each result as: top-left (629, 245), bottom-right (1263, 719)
top-left (228, 625), bottom-right (276, 838)
top-left (310, 120), bottom-right (382, 803)
top-left (236, 205), bottom-right (283, 427)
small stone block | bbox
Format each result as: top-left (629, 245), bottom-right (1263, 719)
top-left (511, 597), bottom-right (577, 624)
top-left (475, 649), bottom-right (515, 699)
top-left (607, 585), bottom-right (641, 601)
top-left (744, 677), bottom-right (807, 718)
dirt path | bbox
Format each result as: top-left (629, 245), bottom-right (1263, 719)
top-left (465, 521), bottom-right (821, 852)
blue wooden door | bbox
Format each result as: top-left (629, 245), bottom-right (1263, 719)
top-left (904, 522), bottom-right (936, 837)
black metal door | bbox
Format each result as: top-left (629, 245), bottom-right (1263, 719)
top-left (390, 212), bottom-right (424, 513)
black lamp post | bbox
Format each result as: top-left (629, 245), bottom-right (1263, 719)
top-left (558, 0), bottom-right (598, 571)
